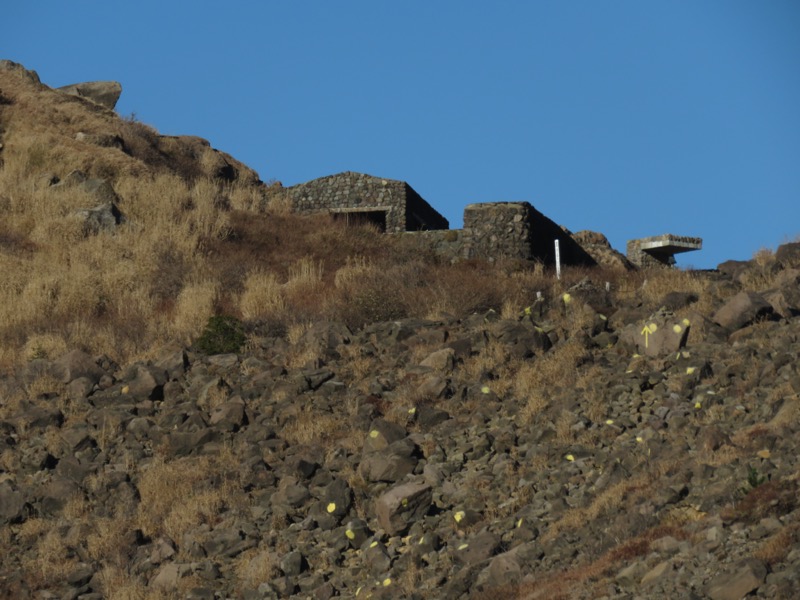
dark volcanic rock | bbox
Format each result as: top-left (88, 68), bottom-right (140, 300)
top-left (58, 80), bottom-right (122, 109)
top-left (375, 479), bottom-right (433, 535)
top-left (1, 250), bottom-right (800, 599)
top-left (713, 291), bottom-right (775, 331)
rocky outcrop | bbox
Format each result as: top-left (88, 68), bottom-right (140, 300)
top-left (0, 59), bottom-right (41, 84)
top-left (57, 81), bottom-right (123, 109)
top-left (49, 170), bottom-right (126, 234)
top-left (75, 131), bottom-right (125, 150)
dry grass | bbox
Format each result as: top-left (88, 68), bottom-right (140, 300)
top-left (540, 474), bottom-right (646, 544)
top-left (753, 523), bottom-right (799, 566)
top-left (1, 80), bottom-right (715, 374)
top-left (721, 478), bottom-right (799, 524)
top-left (95, 566), bottom-right (150, 600)
top-left (234, 547), bottom-right (279, 589)
top-left (240, 270), bottom-right (286, 321)
top-left (638, 268), bottom-right (717, 315)
top-left (462, 340), bottom-right (519, 399)
top-left (171, 280), bottom-right (219, 344)
top-left (516, 340), bottom-right (585, 423)
top-left (279, 406), bottom-right (360, 453)
top-left (134, 449), bottom-right (244, 544)
top-left (739, 248), bottom-right (779, 291)
top-left (484, 522), bottom-right (689, 600)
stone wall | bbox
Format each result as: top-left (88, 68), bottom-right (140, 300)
top-left (627, 239), bottom-right (667, 268)
top-left (398, 202), bottom-right (597, 267)
top-left (461, 202), bottom-right (595, 266)
top-left (288, 172), bottom-right (598, 267)
top-left (287, 172), bottom-right (448, 233)
top-left (461, 202), bottom-right (535, 261)
top-left (399, 230), bottom-right (467, 263)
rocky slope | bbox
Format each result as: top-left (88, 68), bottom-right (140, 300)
top-left (1, 245), bottom-right (800, 599)
top-left (2, 60), bottom-right (800, 599)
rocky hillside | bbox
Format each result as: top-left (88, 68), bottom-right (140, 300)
top-left (1, 61), bottom-right (800, 599)
top-left (1, 248), bottom-right (799, 599)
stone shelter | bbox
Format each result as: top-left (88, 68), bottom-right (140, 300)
top-left (286, 171), bottom-right (449, 233)
top-left (288, 171), bottom-right (598, 267)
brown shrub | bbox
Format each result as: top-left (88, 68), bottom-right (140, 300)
top-left (404, 260), bottom-right (505, 318)
top-left (722, 478), bottom-right (798, 524)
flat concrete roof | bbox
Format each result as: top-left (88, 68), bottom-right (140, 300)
top-left (637, 234), bottom-right (702, 254)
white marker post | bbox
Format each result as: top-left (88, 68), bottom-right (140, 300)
top-left (554, 239), bottom-right (561, 280)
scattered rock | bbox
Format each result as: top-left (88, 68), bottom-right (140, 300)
top-left (374, 480), bottom-right (432, 535)
top-left (705, 558), bottom-right (767, 600)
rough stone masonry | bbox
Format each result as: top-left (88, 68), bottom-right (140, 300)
top-left (288, 172), bottom-right (597, 267)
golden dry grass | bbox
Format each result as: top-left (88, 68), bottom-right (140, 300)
top-left (134, 449), bottom-right (244, 544)
top-left (279, 405), bottom-right (361, 454)
top-left (233, 547), bottom-right (279, 589)
top-left (462, 340), bottom-right (519, 399)
top-left (738, 247), bottom-right (779, 291)
top-left (753, 523), bottom-right (799, 566)
top-left (0, 61), bottom-right (732, 381)
top-left (240, 270), bottom-right (286, 321)
top-left (516, 340), bottom-right (585, 423)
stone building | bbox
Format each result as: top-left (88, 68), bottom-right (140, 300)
top-left (286, 171), bottom-right (448, 233)
top-left (626, 235), bottom-right (703, 268)
top-left (461, 202), bottom-right (595, 265)
top-left (288, 171), bottom-right (597, 267)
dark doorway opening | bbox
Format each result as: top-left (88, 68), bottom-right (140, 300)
top-left (332, 210), bottom-right (387, 232)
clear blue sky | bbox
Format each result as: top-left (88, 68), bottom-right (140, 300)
top-left (5, 1), bottom-right (800, 268)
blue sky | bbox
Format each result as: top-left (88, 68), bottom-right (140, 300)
top-left (5, 1), bottom-right (799, 268)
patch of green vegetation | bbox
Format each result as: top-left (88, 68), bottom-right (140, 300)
top-left (195, 315), bottom-right (246, 355)
top-left (743, 467), bottom-right (768, 494)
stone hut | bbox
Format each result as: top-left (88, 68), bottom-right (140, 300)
top-left (287, 172), bottom-right (599, 267)
top-left (286, 171), bottom-right (448, 233)
top-left (460, 202), bottom-right (595, 266)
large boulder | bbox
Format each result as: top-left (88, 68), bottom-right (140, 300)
top-left (57, 81), bottom-right (122, 109)
top-left (75, 202), bottom-right (125, 234)
top-left (717, 259), bottom-right (752, 282)
top-left (53, 350), bottom-right (106, 385)
top-left (374, 479), bottom-right (432, 535)
top-left (705, 558), bottom-right (766, 600)
top-left (775, 242), bottom-right (800, 268)
top-left (618, 311), bottom-right (691, 357)
top-left (762, 269), bottom-right (800, 318)
top-left (713, 291), bottom-right (775, 331)
top-left (51, 171), bottom-right (126, 234)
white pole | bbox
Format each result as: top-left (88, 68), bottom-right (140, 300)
top-left (554, 239), bottom-right (561, 280)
